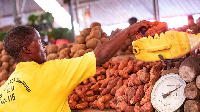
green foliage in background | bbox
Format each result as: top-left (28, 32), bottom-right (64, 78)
top-left (27, 12), bottom-right (53, 31)
top-left (28, 14), bottom-right (38, 25)
top-left (0, 31), bottom-right (6, 41)
top-left (47, 28), bottom-right (72, 41)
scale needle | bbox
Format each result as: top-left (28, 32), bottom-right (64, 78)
top-left (162, 85), bottom-right (182, 98)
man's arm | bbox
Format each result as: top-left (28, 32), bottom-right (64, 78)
top-left (93, 27), bottom-right (129, 66)
top-left (93, 22), bottom-right (148, 66)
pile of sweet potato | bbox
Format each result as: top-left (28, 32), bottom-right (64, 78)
top-left (45, 22), bottom-right (110, 59)
top-left (71, 22), bottom-right (109, 58)
top-left (0, 41), bottom-right (16, 87)
top-left (68, 57), bottom-right (166, 111)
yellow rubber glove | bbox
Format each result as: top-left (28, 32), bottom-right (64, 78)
top-left (132, 31), bottom-right (200, 62)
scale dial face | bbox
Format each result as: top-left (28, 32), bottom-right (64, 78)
top-left (151, 73), bottom-right (186, 112)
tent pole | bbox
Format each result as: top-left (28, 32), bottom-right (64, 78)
top-left (68, 0), bottom-right (75, 42)
top-left (153, 0), bottom-right (160, 21)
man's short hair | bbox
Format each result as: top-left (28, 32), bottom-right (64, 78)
top-left (129, 17), bottom-right (138, 25)
top-left (3, 26), bottom-right (35, 60)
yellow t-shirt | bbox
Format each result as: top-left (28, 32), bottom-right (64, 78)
top-left (0, 52), bottom-right (96, 112)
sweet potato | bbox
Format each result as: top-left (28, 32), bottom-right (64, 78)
top-left (124, 49), bottom-right (132, 55)
top-left (134, 103), bottom-right (141, 112)
top-left (130, 85), bottom-right (144, 104)
top-left (68, 100), bottom-right (77, 109)
top-left (85, 48), bottom-right (93, 53)
top-left (109, 98), bottom-right (117, 109)
top-left (73, 50), bottom-right (86, 58)
top-left (46, 53), bottom-right (58, 61)
top-left (128, 73), bottom-right (142, 86)
top-left (91, 82), bottom-right (101, 92)
top-left (97, 101), bottom-right (105, 110)
top-left (179, 56), bottom-right (200, 82)
top-left (196, 75), bottom-right (200, 89)
top-left (85, 90), bottom-right (94, 96)
top-left (46, 44), bottom-right (58, 54)
top-left (0, 69), bottom-right (9, 81)
top-left (58, 43), bottom-right (68, 51)
top-left (184, 100), bottom-right (200, 112)
top-left (91, 26), bottom-right (103, 33)
top-left (105, 101), bottom-right (111, 109)
top-left (75, 85), bottom-right (86, 98)
top-left (149, 65), bottom-right (162, 85)
top-left (102, 61), bottom-right (110, 69)
top-left (9, 66), bottom-right (15, 73)
top-left (98, 94), bottom-right (113, 103)
top-left (80, 28), bottom-right (91, 37)
top-left (184, 81), bottom-right (200, 99)
top-left (70, 94), bottom-right (79, 101)
top-left (58, 54), bottom-right (65, 59)
top-left (140, 101), bottom-right (153, 112)
top-left (9, 58), bottom-right (15, 65)
top-left (101, 77), bottom-right (114, 88)
top-left (76, 102), bottom-right (88, 110)
top-left (59, 48), bottom-right (70, 56)
top-left (126, 86), bottom-right (137, 103)
top-left (0, 80), bottom-right (6, 87)
top-left (100, 37), bottom-right (109, 44)
top-left (123, 60), bottom-right (134, 74)
top-left (1, 50), bottom-right (8, 55)
top-left (90, 22), bottom-right (101, 28)
top-left (71, 44), bottom-right (86, 55)
top-left (101, 77), bottom-right (120, 95)
top-left (118, 57), bottom-right (130, 70)
top-left (119, 70), bottom-right (130, 79)
top-left (85, 30), bottom-right (101, 42)
top-left (1, 55), bottom-right (10, 62)
top-left (75, 35), bottom-right (86, 44)
top-left (111, 77), bottom-right (123, 95)
top-left (97, 75), bottom-right (106, 81)
top-left (86, 38), bottom-right (101, 49)
top-left (96, 67), bottom-right (106, 76)
top-left (85, 95), bottom-right (98, 102)
top-left (137, 67), bottom-right (150, 84)
top-left (82, 79), bottom-right (89, 84)
top-left (89, 76), bottom-right (97, 84)
top-left (2, 62), bottom-right (9, 70)
top-left (140, 85), bottom-right (153, 105)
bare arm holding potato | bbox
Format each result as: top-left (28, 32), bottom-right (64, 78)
top-left (94, 23), bottom-right (147, 66)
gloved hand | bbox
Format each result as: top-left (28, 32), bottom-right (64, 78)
top-left (132, 31), bottom-right (200, 62)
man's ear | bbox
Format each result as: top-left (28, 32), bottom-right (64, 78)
top-left (22, 46), bottom-right (31, 54)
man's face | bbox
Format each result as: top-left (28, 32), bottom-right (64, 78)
top-left (28, 29), bottom-right (46, 64)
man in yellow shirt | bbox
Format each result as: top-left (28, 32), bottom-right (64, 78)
top-left (0, 23), bottom-right (144, 111)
